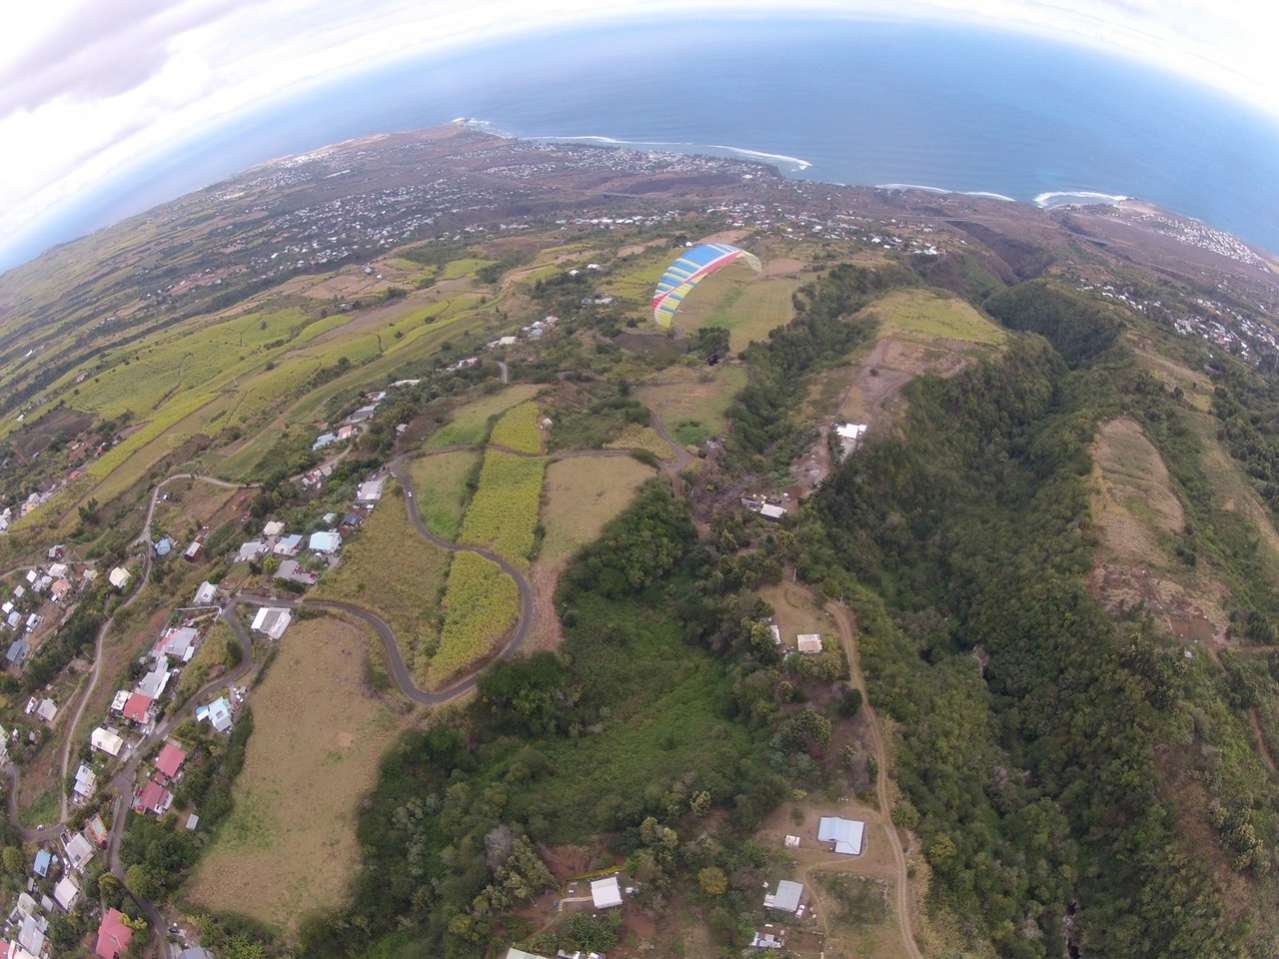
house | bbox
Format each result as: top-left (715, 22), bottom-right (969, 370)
top-left (133, 779), bottom-right (173, 816)
top-left (12, 585), bottom-right (23, 599)
top-left (275, 559), bottom-right (318, 586)
top-left (154, 537), bottom-right (173, 558)
top-left (47, 562), bottom-right (68, 579)
top-left (273, 533), bottom-right (303, 557)
top-left (35, 698), bottom-right (56, 723)
top-left (504, 950), bottom-right (551, 959)
top-left (759, 503), bottom-right (787, 521)
top-left (251, 606), bottom-right (292, 640)
top-left (356, 476), bottom-right (385, 504)
top-left (73, 764), bottom-right (97, 799)
top-left (236, 541), bottom-right (267, 563)
top-left (24, 613), bottom-right (41, 633)
top-left (183, 540), bottom-right (202, 562)
top-left (122, 693), bottom-right (154, 725)
top-left (784, 834), bottom-right (801, 848)
top-left (155, 626), bottom-right (198, 661)
top-left (312, 432), bottom-right (338, 451)
top-left (32, 849), bottom-right (51, 878)
top-left (764, 879), bottom-right (804, 913)
top-left (200, 696), bottom-right (234, 734)
top-left (154, 742), bottom-right (187, 782)
top-left (47, 545), bottom-right (64, 561)
top-left (90, 727), bottom-right (125, 757)
top-left (340, 512), bottom-right (363, 528)
top-left (750, 928), bottom-right (785, 949)
top-left (136, 661), bottom-right (170, 700)
top-left (63, 830), bottom-right (96, 871)
top-left (96, 908), bottom-right (134, 959)
top-left (817, 816), bottom-right (865, 855)
top-left (768, 624), bottom-right (782, 646)
top-left (16, 914), bottom-right (45, 958)
top-left (590, 875), bottom-right (623, 909)
top-left (186, 813), bottom-right (200, 831)
top-left (50, 579), bottom-right (72, 603)
top-left (193, 581), bottom-right (218, 605)
top-left (53, 875), bottom-right (79, 911)
top-left (262, 520), bottom-right (285, 538)
top-left (796, 633), bottom-right (823, 655)
top-left (108, 567), bottom-right (131, 590)
top-left (309, 530), bottom-right (341, 554)
top-left (835, 422), bottom-right (868, 458)
top-left (6, 638), bottom-right (28, 667)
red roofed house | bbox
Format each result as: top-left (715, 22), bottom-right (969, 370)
top-left (122, 692), bottom-right (153, 725)
top-left (132, 779), bottom-right (173, 816)
top-left (96, 908), bottom-right (134, 959)
top-left (154, 742), bottom-right (187, 782)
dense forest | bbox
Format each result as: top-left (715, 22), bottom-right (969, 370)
top-left (788, 280), bottom-right (1279, 957)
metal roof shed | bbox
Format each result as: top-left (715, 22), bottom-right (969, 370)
top-left (818, 816), bottom-right (865, 855)
top-left (763, 879), bottom-right (804, 913)
top-left (590, 875), bottom-right (623, 909)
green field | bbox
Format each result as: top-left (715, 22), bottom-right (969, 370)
top-left (424, 384), bottom-right (541, 450)
top-left (458, 450), bottom-right (546, 568)
top-left (670, 270), bottom-right (799, 350)
top-left (407, 449), bottom-right (480, 540)
top-left (862, 288), bottom-right (1007, 346)
top-left (540, 456), bottom-right (656, 563)
top-left (637, 363), bottom-right (747, 446)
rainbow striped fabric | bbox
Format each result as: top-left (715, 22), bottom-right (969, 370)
top-left (650, 243), bottom-right (761, 327)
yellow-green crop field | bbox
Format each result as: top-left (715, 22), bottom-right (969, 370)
top-left (429, 552), bottom-right (518, 687)
top-left (424, 384), bottom-right (540, 450)
top-left (488, 400), bottom-right (543, 454)
top-left (458, 450), bottom-right (545, 568)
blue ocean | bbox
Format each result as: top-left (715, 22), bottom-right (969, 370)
top-left (16, 17), bottom-right (1279, 267)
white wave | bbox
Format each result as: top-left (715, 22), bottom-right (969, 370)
top-left (877, 183), bottom-right (1015, 202)
top-left (706, 144), bottom-right (812, 171)
top-left (1034, 190), bottom-right (1128, 207)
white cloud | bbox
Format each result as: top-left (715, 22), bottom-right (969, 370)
top-left (1, 0), bottom-right (1275, 263)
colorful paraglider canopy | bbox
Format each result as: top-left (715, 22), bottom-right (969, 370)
top-left (651, 243), bottom-right (762, 328)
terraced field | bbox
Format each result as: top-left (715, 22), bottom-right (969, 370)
top-left (424, 384), bottom-right (541, 450)
top-left (407, 449), bottom-right (480, 540)
top-left (489, 400), bottom-right (544, 454)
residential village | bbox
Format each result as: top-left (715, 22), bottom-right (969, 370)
top-left (0, 387), bottom-right (410, 958)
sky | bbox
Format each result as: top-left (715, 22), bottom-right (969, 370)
top-left (2, 0), bottom-right (1277, 268)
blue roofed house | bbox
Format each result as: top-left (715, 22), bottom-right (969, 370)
top-left (32, 848), bottom-right (52, 877)
top-left (154, 537), bottom-right (173, 558)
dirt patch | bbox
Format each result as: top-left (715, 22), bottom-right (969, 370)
top-left (1091, 417), bottom-right (1184, 560)
top-left (1087, 417), bottom-right (1229, 647)
top-left (764, 257), bottom-right (804, 277)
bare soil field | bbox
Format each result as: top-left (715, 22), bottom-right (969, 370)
top-left (186, 615), bottom-right (408, 932)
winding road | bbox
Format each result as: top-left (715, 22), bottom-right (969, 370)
top-left (5, 422), bottom-right (696, 953)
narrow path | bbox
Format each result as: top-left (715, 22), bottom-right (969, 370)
top-left (819, 595), bottom-right (924, 959)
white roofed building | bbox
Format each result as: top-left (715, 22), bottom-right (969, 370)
top-left (818, 816), bottom-right (865, 855)
top-left (251, 606), bottom-right (292, 640)
top-left (796, 633), bottom-right (823, 654)
top-left (764, 879), bottom-right (804, 913)
top-left (108, 567), bottom-right (131, 590)
top-left (590, 875), bottom-right (623, 909)
top-left (90, 727), bottom-right (125, 757)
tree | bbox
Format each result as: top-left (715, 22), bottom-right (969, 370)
top-left (1, 846), bottom-right (22, 875)
top-left (698, 866), bottom-right (728, 896)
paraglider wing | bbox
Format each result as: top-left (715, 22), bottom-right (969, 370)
top-left (651, 243), bottom-right (762, 327)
